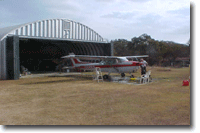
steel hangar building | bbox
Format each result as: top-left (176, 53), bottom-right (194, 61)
top-left (0, 18), bottom-right (113, 80)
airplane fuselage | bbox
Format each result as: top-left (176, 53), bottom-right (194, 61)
top-left (73, 61), bottom-right (140, 73)
top-left (61, 54), bottom-right (147, 75)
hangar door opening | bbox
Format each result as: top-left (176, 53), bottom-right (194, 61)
top-left (19, 38), bottom-right (111, 73)
top-left (19, 38), bottom-right (67, 72)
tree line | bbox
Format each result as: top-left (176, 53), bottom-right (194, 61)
top-left (112, 34), bottom-right (190, 66)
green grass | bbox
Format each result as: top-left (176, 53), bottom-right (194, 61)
top-left (0, 67), bottom-right (190, 125)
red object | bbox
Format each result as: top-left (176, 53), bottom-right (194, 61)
top-left (182, 80), bottom-right (189, 86)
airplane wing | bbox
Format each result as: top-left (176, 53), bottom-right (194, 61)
top-left (124, 55), bottom-right (149, 59)
top-left (62, 54), bottom-right (148, 60)
top-left (61, 54), bottom-right (119, 60)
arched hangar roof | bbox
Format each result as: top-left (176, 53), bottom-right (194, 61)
top-left (0, 18), bottom-right (105, 42)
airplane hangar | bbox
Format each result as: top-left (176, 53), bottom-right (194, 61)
top-left (0, 19), bottom-right (113, 80)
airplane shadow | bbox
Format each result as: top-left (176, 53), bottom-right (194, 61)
top-left (20, 75), bottom-right (93, 85)
top-left (20, 79), bottom-right (75, 85)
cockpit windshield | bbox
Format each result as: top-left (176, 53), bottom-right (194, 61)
top-left (118, 57), bottom-right (128, 62)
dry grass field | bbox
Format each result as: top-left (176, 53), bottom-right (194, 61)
top-left (0, 67), bottom-right (190, 125)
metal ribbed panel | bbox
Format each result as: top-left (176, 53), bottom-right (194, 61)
top-left (0, 18), bottom-right (106, 43)
top-left (38, 22), bottom-right (41, 37)
top-left (43, 21), bottom-right (45, 37)
top-left (54, 19), bottom-right (56, 38)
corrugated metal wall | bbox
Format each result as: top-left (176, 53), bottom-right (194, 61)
top-left (0, 38), bottom-right (7, 80)
top-left (6, 36), bottom-right (20, 80)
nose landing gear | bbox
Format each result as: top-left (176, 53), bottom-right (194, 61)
top-left (121, 73), bottom-right (125, 77)
top-left (130, 74), bottom-right (134, 78)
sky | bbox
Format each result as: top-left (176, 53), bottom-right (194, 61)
top-left (0, 0), bottom-right (190, 44)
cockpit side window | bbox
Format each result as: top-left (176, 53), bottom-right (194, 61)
top-left (133, 57), bottom-right (138, 61)
top-left (101, 59), bottom-right (118, 65)
top-left (117, 59), bottom-right (122, 63)
top-left (101, 58), bottom-right (126, 65)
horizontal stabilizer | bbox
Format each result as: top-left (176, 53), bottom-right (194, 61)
top-left (62, 66), bottom-right (75, 69)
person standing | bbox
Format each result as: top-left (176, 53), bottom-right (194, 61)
top-left (20, 65), bottom-right (26, 75)
top-left (140, 58), bottom-right (148, 75)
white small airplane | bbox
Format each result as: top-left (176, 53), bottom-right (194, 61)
top-left (61, 53), bottom-right (148, 79)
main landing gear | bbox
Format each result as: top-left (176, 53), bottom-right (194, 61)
top-left (103, 74), bottom-right (109, 79)
top-left (121, 73), bottom-right (134, 78)
top-left (121, 73), bottom-right (125, 77)
top-left (130, 74), bottom-right (134, 78)
top-left (103, 73), bottom-right (135, 79)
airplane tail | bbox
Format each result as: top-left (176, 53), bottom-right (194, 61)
top-left (62, 53), bottom-right (82, 67)
top-left (62, 53), bottom-right (92, 67)
top-left (70, 58), bottom-right (82, 66)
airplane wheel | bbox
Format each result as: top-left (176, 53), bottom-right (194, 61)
top-left (103, 75), bottom-right (109, 79)
top-left (121, 73), bottom-right (125, 77)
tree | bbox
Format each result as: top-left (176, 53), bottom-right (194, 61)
top-left (112, 39), bottom-right (130, 56)
top-left (113, 33), bottom-right (190, 66)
